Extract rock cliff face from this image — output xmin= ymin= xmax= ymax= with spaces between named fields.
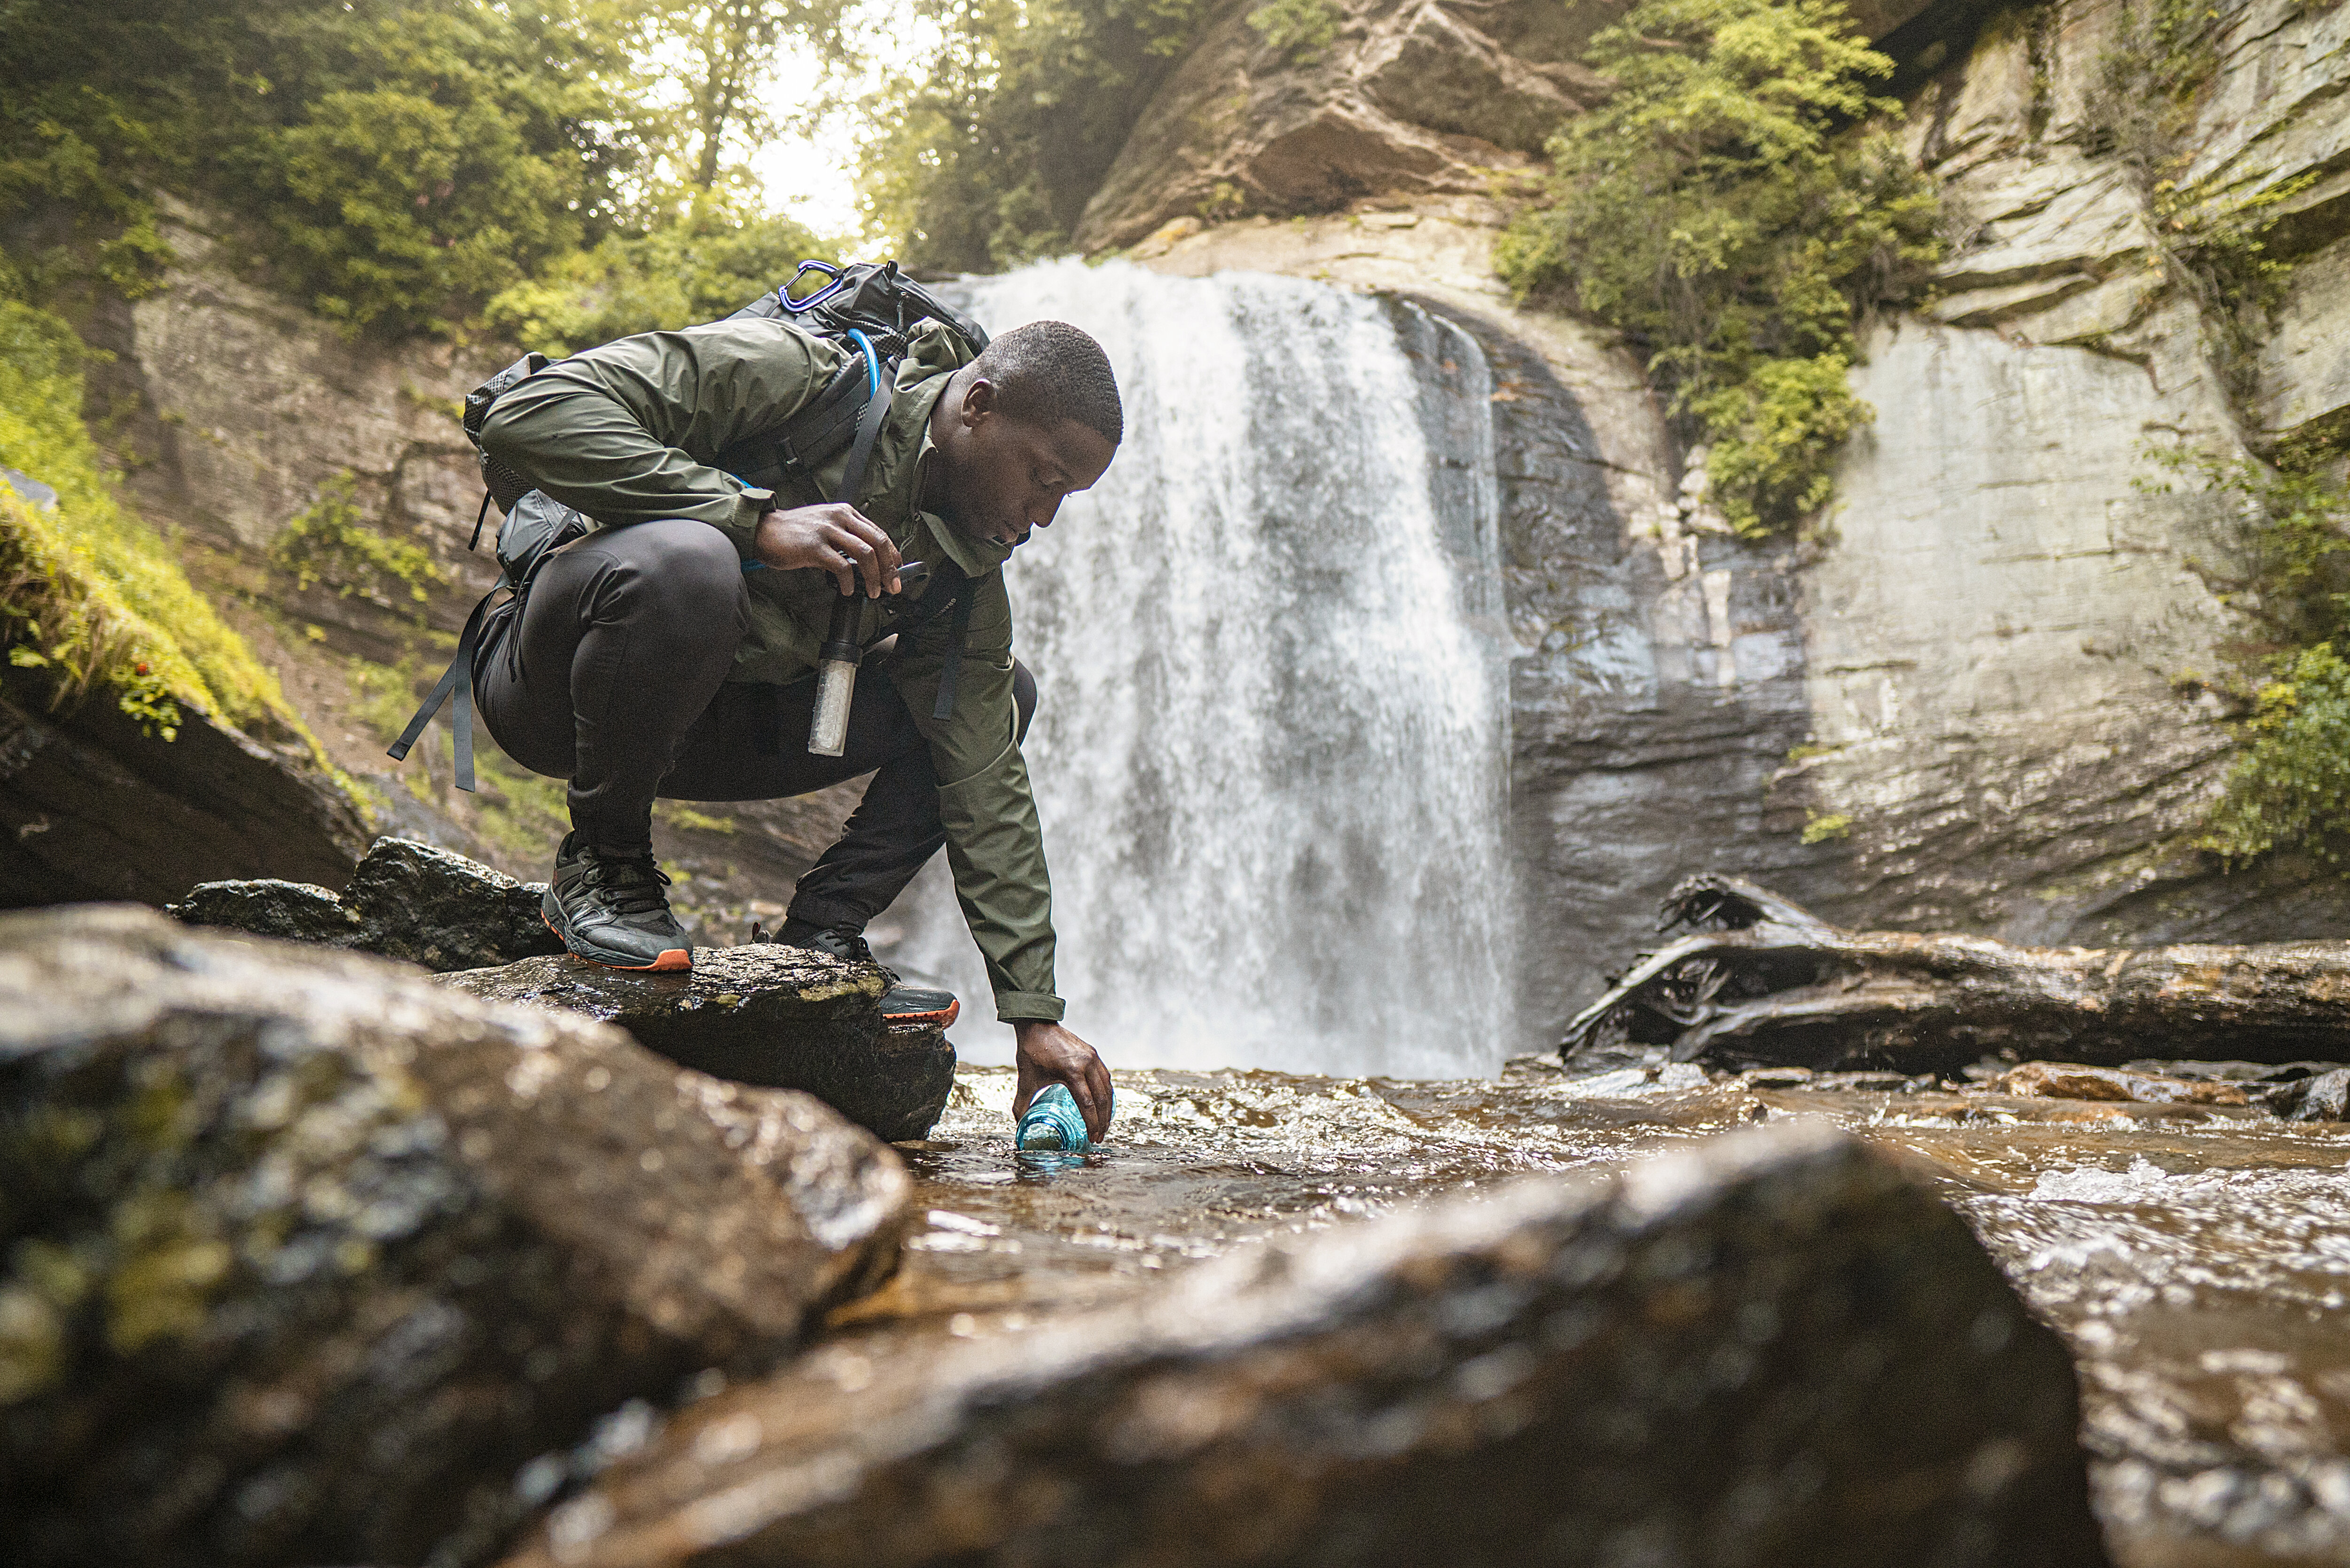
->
xmin=1113 ymin=0 xmax=2350 ymax=1043
xmin=80 ymin=199 xmax=855 ymax=931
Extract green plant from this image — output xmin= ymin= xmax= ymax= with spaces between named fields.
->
xmin=860 ymin=0 xmax=1214 ymax=271
xmin=2142 ymin=438 xmax=2350 ymax=651
xmin=269 ymin=474 xmax=446 ymax=619
xmin=1800 ymin=810 xmax=1854 ymax=844
xmin=1247 ymin=0 xmax=1342 ymax=62
xmin=1496 ymin=0 xmax=1940 ymax=534
xmin=0 ymin=293 xmax=301 ymax=742
xmin=486 ymin=195 xmax=826 ymax=354
xmin=2200 ymin=642 xmax=2350 ymax=867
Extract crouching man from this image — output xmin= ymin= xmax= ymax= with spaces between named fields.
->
xmin=471 ymin=311 xmax=1117 ymax=1138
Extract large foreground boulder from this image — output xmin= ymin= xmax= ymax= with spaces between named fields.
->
xmin=440 ymin=948 xmax=956 ymax=1142
xmin=172 ymin=835 xmax=565 ymax=972
xmin=501 ymin=1122 xmax=2109 ymax=1568
xmin=0 ymin=907 xmax=911 ymax=1568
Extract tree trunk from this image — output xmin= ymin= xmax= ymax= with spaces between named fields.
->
xmin=1561 ymin=875 xmax=2350 ymax=1074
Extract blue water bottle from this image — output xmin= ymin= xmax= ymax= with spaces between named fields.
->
xmin=1016 ymin=1084 xmax=1091 ymax=1153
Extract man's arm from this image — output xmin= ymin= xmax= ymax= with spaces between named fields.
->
xmin=480 ymin=319 xmax=834 ymax=550
xmin=892 ymin=572 xmax=1112 ymax=1136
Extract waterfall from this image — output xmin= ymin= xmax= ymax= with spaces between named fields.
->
xmin=877 ymin=259 xmax=1514 ymax=1079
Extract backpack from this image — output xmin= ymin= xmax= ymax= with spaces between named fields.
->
xmin=389 ymin=260 xmax=990 ymax=792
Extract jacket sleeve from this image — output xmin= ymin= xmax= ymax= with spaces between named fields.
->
xmin=890 ymin=570 xmax=1063 ymax=1022
xmin=476 ymin=319 xmax=847 ymax=553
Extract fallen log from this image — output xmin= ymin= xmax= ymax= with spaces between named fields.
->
xmin=1561 ymin=875 xmax=2350 ymax=1075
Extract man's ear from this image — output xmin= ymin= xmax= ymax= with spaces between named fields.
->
xmin=959 ymin=376 xmax=998 ymax=430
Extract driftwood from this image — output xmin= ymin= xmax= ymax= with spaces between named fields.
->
xmin=1561 ymin=875 xmax=2350 ymax=1074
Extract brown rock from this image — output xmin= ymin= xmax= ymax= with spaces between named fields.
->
xmin=1991 ymin=1061 xmax=2251 ymax=1106
xmin=172 ymin=835 xmax=567 ymax=972
xmin=0 ymin=674 xmax=366 ymax=909
xmin=0 ymin=906 xmax=909 ymax=1568
xmin=500 ymin=1122 xmax=2107 ymax=1568
xmin=437 ymin=947 xmax=957 ymax=1143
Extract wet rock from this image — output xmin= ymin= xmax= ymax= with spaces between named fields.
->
xmin=438 ymin=946 xmax=956 ymax=1143
xmin=162 ymin=836 xmax=557 ymax=969
xmin=173 ymin=836 xmax=566 ymax=972
xmin=0 ymin=675 xmax=367 ymax=909
xmin=0 ymin=905 xmax=910 ymax=1568
xmin=2263 ymin=1067 xmax=2350 ymax=1122
xmin=501 ymin=1122 xmax=2107 ymax=1568
xmin=1992 ymin=1062 xmax=2252 ymax=1107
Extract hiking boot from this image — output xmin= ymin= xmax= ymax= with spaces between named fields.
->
xmin=541 ymin=831 xmax=691 ymax=972
xmin=768 ymin=917 xmax=959 ymax=1028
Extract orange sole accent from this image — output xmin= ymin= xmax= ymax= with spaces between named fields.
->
xmin=542 ymin=912 xmax=692 ymax=972
xmin=885 ymin=998 xmax=960 ymax=1028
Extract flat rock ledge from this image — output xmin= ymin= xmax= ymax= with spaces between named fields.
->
xmin=502 ymin=1121 xmax=2109 ymax=1568
xmin=0 ymin=906 xmax=911 ymax=1568
xmin=172 ymin=835 xmax=566 ymax=973
xmin=439 ymin=947 xmax=956 ymax=1143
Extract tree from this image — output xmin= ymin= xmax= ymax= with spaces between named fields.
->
xmin=1497 ymin=0 xmax=1940 ymax=533
xmin=859 ymin=0 xmax=1210 ymax=272
xmin=639 ymin=0 xmax=852 ymax=191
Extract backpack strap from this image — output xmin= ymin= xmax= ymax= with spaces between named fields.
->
xmin=387 ymin=590 xmax=495 ymax=792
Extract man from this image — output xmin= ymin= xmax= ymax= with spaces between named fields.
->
xmin=471 ymin=309 xmax=1117 ymax=1139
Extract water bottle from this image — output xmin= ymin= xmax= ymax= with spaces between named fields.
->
xmin=1016 ymin=1084 xmax=1091 ymax=1153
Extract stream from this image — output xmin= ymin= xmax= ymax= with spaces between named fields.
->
xmin=830 ymin=1059 xmax=2350 ymax=1568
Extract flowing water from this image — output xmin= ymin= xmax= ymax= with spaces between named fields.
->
xmin=877 ymin=259 xmax=1515 ymax=1078
xmin=843 ymin=263 xmax=2350 ymax=1563
xmin=838 ymin=1062 xmax=2350 ymax=1568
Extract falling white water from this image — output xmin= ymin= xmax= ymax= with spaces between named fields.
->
xmin=874 ymin=259 xmax=1514 ymax=1078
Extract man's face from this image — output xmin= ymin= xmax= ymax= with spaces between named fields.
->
xmin=935 ymin=376 xmax=1117 ymax=553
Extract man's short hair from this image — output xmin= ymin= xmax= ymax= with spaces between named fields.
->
xmin=975 ymin=321 xmax=1123 ymax=447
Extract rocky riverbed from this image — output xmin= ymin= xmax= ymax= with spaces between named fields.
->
xmin=818 ymin=1060 xmax=2350 ymax=1568
xmin=10 ymin=894 xmax=2348 ymax=1567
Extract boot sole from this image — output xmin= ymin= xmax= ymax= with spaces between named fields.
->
xmin=540 ymin=909 xmax=691 ymax=972
xmin=883 ymin=998 xmax=960 ymax=1029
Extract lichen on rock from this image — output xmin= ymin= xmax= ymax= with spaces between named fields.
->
xmin=0 ymin=905 xmax=910 ymax=1568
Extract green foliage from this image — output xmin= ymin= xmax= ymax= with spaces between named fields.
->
xmin=2144 ymin=439 xmax=2350 ymax=650
xmin=860 ymin=0 xmax=1214 ymax=271
xmin=0 ymin=293 xmax=301 ymax=741
xmin=0 ymin=0 xmax=662 ymax=337
xmin=1497 ymin=0 xmax=1940 ymax=534
xmin=486 ymin=195 xmax=825 ymax=353
xmin=1 ymin=0 xmax=843 ymax=342
xmin=1800 ymin=810 xmax=1853 ymax=844
xmin=2143 ymin=438 xmax=2350 ymax=868
xmin=2200 ymin=642 xmax=2350 ymax=867
xmin=1248 ymin=0 xmax=1343 ymax=62
xmin=269 ymin=474 xmax=446 ymax=619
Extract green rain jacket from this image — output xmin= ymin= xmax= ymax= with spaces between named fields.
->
xmin=477 ymin=317 xmax=1063 ymax=1023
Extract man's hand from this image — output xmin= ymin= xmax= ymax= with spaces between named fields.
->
xmin=754 ymin=503 xmax=902 ymax=597
xmin=1014 ymin=1020 xmax=1114 ymax=1142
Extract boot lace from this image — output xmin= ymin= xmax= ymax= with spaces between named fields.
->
xmin=584 ymin=849 xmax=672 ymax=917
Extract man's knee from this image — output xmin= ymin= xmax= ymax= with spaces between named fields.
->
xmin=1012 ymin=659 xmax=1037 ymax=743
xmin=592 ymin=519 xmax=747 ymax=628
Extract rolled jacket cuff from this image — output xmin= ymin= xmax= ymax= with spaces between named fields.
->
xmin=993 ymin=991 xmax=1065 ymax=1023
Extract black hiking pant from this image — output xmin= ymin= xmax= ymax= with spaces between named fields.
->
xmin=476 ymin=518 xmax=1035 ymax=934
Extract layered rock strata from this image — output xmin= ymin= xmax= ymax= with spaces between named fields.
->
xmin=499 ymin=1122 xmax=2105 ymax=1568
xmin=0 ymin=907 xmax=910 ymax=1568
xmin=0 ymin=672 xmax=367 ymax=908
xmin=439 ymin=947 xmax=957 ymax=1143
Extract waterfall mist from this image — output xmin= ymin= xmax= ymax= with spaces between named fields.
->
xmin=876 ymin=259 xmax=1514 ymax=1079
